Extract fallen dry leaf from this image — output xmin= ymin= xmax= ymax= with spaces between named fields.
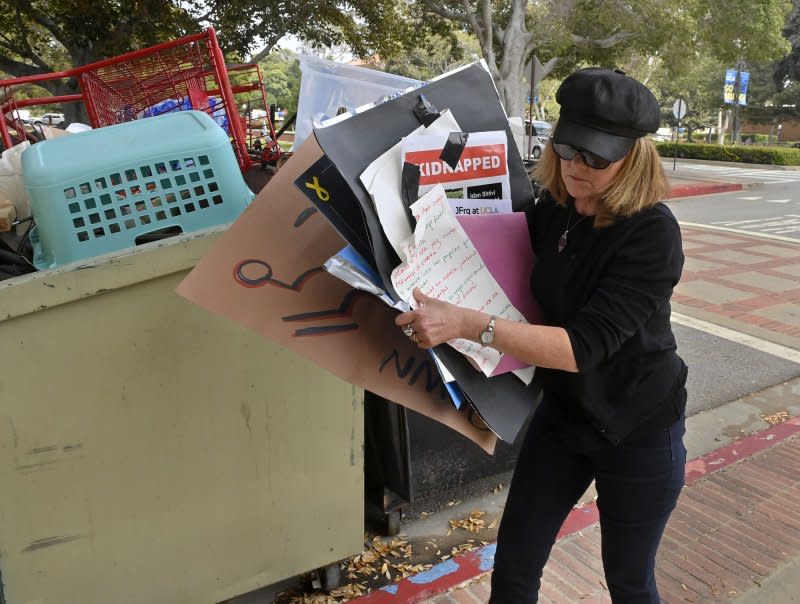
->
xmin=449 ymin=510 xmax=488 ymax=533
xmin=761 ymin=411 xmax=790 ymax=426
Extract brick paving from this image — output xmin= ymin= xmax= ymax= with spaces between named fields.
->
xmin=426 ymin=431 xmax=800 ymax=604
xmin=674 ymin=226 xmax=800 ymax=346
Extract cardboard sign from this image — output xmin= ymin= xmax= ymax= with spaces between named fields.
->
xmin=176 ymin=135 xmax=496 ymax=453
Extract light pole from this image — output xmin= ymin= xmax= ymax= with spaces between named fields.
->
xmin=731 ymin=39 xmax=744 ymax=145
xmin=731 ymin=60 xmax=743 ymax=145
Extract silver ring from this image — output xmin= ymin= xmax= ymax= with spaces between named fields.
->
xmin=403 ymin=324 xmax=414 ymax=338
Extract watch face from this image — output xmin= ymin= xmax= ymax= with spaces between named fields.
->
xmin=480 ymin=330 xmax=494 ymax=345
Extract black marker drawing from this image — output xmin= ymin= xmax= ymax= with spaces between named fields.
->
xmin=379 ymin=349 xmax=449 ymax=400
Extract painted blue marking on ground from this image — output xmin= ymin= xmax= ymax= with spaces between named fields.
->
xmin=408 ymin=558 xmax=460 ymax=584
xmin=479 ymin=543 xmax=497 ymax=571
xmin=380 ymin=584 xmax=399 ymax=594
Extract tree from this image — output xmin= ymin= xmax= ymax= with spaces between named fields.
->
xmin=411 ymin=1 xmax=794 ymax=120
xmin=0 ymin=1 xmax=198 ymax=77
xmin=644 ymin=52 xmax=722 ymax=142
xmin=775 ymin=0 xmax=800 ymax=87
xmin=258 ymin=48 xmax=301 ymax=115
xmin=186 ymin=0 xmax=430 ymax=63
xmin=380 ymin=31 xmax=481 ymax=81
xmin=0 ymin=1 xmax=197 ymax=120
xmin=0 ymin=0 xmax=425 ymax=120
xmin=629 ymin=0 xmax=793 ymax=144
xmin=414 ymin=0 xmax=689 ymax=118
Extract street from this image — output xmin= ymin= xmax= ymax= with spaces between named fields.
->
xmin=666 ymin=162 xmax=800 ymax=241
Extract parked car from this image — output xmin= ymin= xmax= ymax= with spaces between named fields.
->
xmin=527 ymin=120 xmax=553 ymax=140
xmin=522 ymin=120 xmax=553 ymax=159
xmin=32 ymin=112 xmax=65 ymax=126
xmin=523 ymin=135 xmax=545 ymax=159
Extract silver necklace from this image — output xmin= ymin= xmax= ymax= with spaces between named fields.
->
xmin=558 ymin=205 xmax=589 ymax=253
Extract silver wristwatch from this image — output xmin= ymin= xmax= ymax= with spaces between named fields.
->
xmin=479 ymin=315 xmax=496 ymax=346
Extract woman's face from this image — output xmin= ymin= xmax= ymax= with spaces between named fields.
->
xmin=560 ymin=153 xmax=625 ymax=205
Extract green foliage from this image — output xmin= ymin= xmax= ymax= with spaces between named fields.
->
xmin=698 ymin=0 xmax=793 ymax=65
xmin=0 ymin=1 xmax=196 ymax=74
xmin=656 ymin=141 xmax=800 ymax=165
xmin=775 ymin=1 xmax=800 ymax=93
xmin=188 ymin=0 xmax=437 ymax=63
xmin=257 ymin=49 xmax=301 ymax=115
xmin=380 ymin=31 xmax=480 ymax=81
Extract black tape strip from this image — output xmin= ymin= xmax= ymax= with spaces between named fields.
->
xmin=401 ymin=162 xmax=420 ymax=228
xmin=412 ymin=93 xmax=440 ymax=127
xmin=440 ymin=131 xmax=469 ymax=170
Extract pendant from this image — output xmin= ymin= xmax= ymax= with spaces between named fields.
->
xmin=558 ymin=230 xmax=568 ymax=253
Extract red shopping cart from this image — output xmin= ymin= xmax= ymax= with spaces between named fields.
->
xmin=0 ymin=28 xmax=281 ymax=172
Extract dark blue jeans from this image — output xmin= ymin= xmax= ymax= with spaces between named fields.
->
xmin=489 ymin=399 xmax=686 ymax=603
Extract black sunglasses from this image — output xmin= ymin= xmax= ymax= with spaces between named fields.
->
xmin=552 ymin=142 xmax=612 ymax=170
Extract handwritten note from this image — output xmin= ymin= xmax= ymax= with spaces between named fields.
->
xmin=390 ymin=184 xmax=529 ymax=376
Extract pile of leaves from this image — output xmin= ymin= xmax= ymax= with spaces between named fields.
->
xmin=761 ymin=410 xmax=791 ymax=425
xmin=279 ymin=507 xmax=499 ymax=603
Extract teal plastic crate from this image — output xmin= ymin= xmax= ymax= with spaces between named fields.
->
xmin=22 ymin=111 xmax=254 ymax=269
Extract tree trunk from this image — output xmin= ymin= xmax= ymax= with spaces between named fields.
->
xmin=717 ymin=109 xmax=730 ymax=145
xmin=496 ymin=62 xmax=527 ymax=118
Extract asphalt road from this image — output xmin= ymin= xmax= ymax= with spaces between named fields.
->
xmin=670 ymin=180 xmax=800 ymax=242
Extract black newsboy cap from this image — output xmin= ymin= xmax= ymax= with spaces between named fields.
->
xmin=553 ymin=67 xmax=660 ymax=163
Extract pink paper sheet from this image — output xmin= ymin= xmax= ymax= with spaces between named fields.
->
xmin=456 ymin=212 xmax=543 ymax=376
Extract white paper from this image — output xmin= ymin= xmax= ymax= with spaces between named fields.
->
xmin=359 ymin=110 xmax=462 ymax=259
xmin=390 ymin=185 xmax=529 ymax=376
xmin=324 ymin=247 xmax=409 ymax=311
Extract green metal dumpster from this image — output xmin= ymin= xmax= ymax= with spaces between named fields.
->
xmin=0 ymin=230 xmax=363 ymax=604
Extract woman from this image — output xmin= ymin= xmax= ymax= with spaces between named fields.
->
xmin=395 ymin=67 xmax=687 ymax=603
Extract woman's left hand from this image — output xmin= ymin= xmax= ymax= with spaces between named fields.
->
xmin=394 ymin=288 xmax=471 ymax=349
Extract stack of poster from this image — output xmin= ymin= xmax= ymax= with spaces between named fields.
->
xmin=176 ymin=60 xmax=542 ymax=450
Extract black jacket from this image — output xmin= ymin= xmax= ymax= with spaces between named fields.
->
xmin=527 ymin=193 xmax=687 ymax=449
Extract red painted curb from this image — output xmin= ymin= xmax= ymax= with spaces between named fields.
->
xmin=685 ymin=415 xmax=800 ymax=484
xmin=668 ymin=182 xmax=743 ymax=198
xmin=350 ymin=416 xmax=800 ymax=603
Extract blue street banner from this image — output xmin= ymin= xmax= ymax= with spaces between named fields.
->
xmin=739 ymin=71 xmax=749 ymax=105
xmin=724 ymin=69 xmax=749 ymax=105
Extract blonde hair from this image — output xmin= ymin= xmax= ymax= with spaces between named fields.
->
xmin=533 ymin=136 xmax=669 ymax=227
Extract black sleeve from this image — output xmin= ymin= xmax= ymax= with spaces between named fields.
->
xmin=565 ymin=208 xmax=684 ymax=371
xmin=525 ymin=191 xmax=557 ymax=256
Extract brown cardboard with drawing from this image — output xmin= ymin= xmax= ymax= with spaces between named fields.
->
xmin=176 ymin=134 xmax=495 ymax=452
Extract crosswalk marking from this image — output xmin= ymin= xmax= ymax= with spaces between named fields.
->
xmin=738 ymin=196 xmax=763 ymax=200
xmin=668 ymin=162 xmax=800 ymax=184
xmin=680 ymin=220 xmax=800 ymax=244
xmin=713 ymin=215 xmax=800 ymax=232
